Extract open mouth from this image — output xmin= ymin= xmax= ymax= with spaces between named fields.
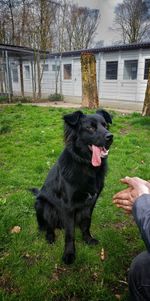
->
xmin=88 ymin=145 xmax=109 ymax=167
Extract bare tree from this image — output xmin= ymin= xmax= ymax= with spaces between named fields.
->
xmin=52 ymin=2 xmax=100 ymax=52
xmin=0 ymin=0 xmax=12 ymax=43
xmin=16 ymin=0 xmax=33 ymax=46
xmin=0 ymin=0 xmax=32 ymax=45
xmin=0 ymin=0 xmax=57 ymax=48
xmin=64 ymin=4 xmax=100 ymax=51
xmin=0 ymin=0 xmax=100 ymax=51
xmin=114 ymin=0 xmax=150 ymax=44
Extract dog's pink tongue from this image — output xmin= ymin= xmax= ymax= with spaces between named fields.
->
xmin=91 ymin=145 xmax=101 ymax=167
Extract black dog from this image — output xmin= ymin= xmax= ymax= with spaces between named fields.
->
xmin=32 ymin=110 xmax=113 ymax=264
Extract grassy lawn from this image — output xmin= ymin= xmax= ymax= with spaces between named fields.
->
xmin=0 ymin=104 xmax=150 ymax=301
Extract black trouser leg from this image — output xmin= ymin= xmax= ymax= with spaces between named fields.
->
xmin=128 ymin=251 xmax=150 ymax=301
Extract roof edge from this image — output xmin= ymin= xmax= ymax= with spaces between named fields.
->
xmin=0 ymin=41 xmax=150 ymax=57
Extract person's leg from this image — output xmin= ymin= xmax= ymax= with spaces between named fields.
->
xmin=128 ymin=251 xmax=150 ymax=301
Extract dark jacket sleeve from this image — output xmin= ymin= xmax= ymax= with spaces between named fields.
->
xmin=132 ymin=194 xmax=150 ymax=252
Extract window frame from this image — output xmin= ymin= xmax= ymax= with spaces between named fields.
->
xmin=106 ymin=61 xmax=118 ymax=80
xmin=123 ymin=59 xmax=138 ymax=80
xmin=24 ymin=64 xmax=31 ymax=80
xmin=63 ymin=63 xmax=72 ymax=80
xmin=12 ymin=66 xmax=19 ymax=83
xmin=52 ymin=64 xmax=60 ymax=72
xmin=41 ymin=64 xmax=49 ymax=72
xmin=144 ymin=59 xmax=150 ymax=80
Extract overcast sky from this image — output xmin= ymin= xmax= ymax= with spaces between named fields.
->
xmin=72 ymin=0 xmax=123 ymax=46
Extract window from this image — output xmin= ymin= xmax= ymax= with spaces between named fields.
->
xmin=64 ymin=64 xmax=72 ymax=80
xmin=12 ymin=66 xmax=18 ymax=83
xmin=42 ymin=64 xmax=49 ymax=72
xmin=24 ymin=65 xmax=30 ymax=79
xmin=106 ymin=61 xmax=118 ymax=80
xmin=144 ymin=59 xmax=150 ymax=80
xmin=52 ymin=65 xmax=60 ymax=72
xmin=123 ymin=60 xmax=138 ymax=80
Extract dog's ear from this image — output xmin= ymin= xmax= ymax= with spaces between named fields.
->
xmin=63 ymin=111 xmax=83 ymax=126
xmin=96 ymin=110 xmax=112 ymax=124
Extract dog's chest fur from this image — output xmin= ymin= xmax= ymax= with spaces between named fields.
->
xmin=56 ymin=149 xmax=107 ymax=208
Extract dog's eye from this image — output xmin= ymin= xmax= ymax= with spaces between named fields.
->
xmin=102 ymin=122 xmax=107 ymax=128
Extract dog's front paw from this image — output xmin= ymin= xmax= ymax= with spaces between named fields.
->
xmin=84 ymin=236 xmax=99 ymax=245
xmin=88 ymin=238 xmax=99 ymax=245
xmin=62 ymin=252 xmax=75 ymax=265
xmin=46 ymin=232 xmax=55 ymax=244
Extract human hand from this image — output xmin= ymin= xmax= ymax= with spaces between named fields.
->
xmin=113 ymin=177 xmax=150 ymax=214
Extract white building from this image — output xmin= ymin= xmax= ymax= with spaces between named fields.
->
xmin=0 ymin=42 xmax=150 ymax=108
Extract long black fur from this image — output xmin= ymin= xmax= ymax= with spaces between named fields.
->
xmin=32 ymin=110 xmax=113 ymax=264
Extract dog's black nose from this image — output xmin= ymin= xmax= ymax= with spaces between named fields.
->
xmin=105 ymin=133 xmax=113 ymax=141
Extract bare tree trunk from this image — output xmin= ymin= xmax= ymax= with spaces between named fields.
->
xmin=142 ymin=68 xmax=150 ymax=116
xmin=21 ymin=0 xmax=26 ymax=45
xmin=31 ymin=60 xmax=36 ymax=100
xmin=19 ymin=59 xmax=24 ymax=97
xmin=9 ymin=0 xmax=15 ymax=44
xmin=5 ymin=50 xmax=12 ymax=102
xmin=37 ymin=52 xmax=41 ymax=99
xmin=81 ymin=52 xmax=99 ymax=109
xmin=0 ymin=56 xmax=4 ymax=93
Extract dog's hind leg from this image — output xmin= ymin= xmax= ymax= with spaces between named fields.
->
xmin=35 ymin=199 xmax=47 ymax=231
xmin=43 ymin=203 xmax=56 ymax=244
xmin=35 ymin=198 xmax=55 ymax=244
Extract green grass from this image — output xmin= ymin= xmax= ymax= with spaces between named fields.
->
xmin=0 ymin=104 xmax=150 ymax=301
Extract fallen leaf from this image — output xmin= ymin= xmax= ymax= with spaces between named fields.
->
xmin=92 ymin=272 xmax=98 ymax=281
xmin=23 ymin=253 xmax=30 ymax=258
xmin=51 ymin=265 xmax=67 ymax=281
xmin=118 ymin=279 xmax=128 ymax=285
xmin=115 ymin=294 xmax=121 ymax=300
xmin=10 ymin=226 xmax=21 ymax=234
xmin=52 ymin=272 xmax=59 ymax=281
xmin=100 ymin=247 xmax=105 ymax=261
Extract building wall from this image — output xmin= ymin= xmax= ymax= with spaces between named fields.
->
xmin=10 ymin=48 xmax=150 ymax=103
xmin=97 ymin=49 xmax=149 ymax=103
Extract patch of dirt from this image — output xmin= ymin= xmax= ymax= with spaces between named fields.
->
xmin=51 ymin=264 xmax=71 ymax=282
xmin=51 ymin=296 xmax=80 ymax=301
xmin=119 ymin=124 xmax=132 ymax=136
xmin=31 ymin=101 xmax=81 ymax=109
xmin=112 ymin=217 xmax=135 ymax=230
xmin=22 ymin=252 xmax=42 ymax=267
xmin=0 ymin=273 xmax=20 ymax=294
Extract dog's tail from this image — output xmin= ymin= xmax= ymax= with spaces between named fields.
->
xmin=29 ymin=188 xmax=39 ymax=196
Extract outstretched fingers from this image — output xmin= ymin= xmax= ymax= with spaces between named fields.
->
xmin=113 ymin=198 xmax=132 ymax=212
